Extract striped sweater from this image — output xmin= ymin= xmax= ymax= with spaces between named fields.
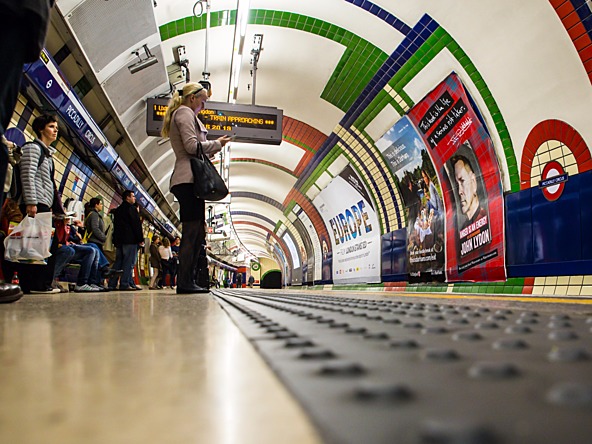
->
xmin=19 ymin=139 xmax=56 ymax=208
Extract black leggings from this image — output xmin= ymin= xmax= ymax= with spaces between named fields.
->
xmin=171 ymin=183 xmax=205 ymax=222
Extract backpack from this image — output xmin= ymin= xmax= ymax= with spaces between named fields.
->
xmin=103 ymin=212 xmax=115 ymax=252
xmin=8 ymin=142 xmax=47 ymax=202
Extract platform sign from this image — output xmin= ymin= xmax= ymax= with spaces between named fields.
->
xmin=539 ymin=161 xmax=568 ymax=201
xmin=146 ymin=99 xmax=283 ymax=144
xmin=407 ymin=73 xmax=506 ymax=282
xmin=24 ymin=49 xmax=118 ymax=168
xmin=112 ymin=159 xmax=136 ymax=194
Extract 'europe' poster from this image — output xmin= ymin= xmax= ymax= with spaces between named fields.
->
xmin=407 ymin=73 xmax=506 ymax=281
xmin=313 ymin=165 xmax=381 ymax=284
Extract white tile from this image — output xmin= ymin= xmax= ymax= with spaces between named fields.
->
xmin=569 ymin=276 xmax=584 ymax=285
xmin=556 ymin=276 xmax=569 ymax=285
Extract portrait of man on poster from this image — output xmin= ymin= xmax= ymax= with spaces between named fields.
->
xmin=445 ymin=140 xmax=492 ymax=266
xmin=448 ymin=142 xmax=488 ymax=232
xmin=452 ymin=156 xmax=486 ymax=230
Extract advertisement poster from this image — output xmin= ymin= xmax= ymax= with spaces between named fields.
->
xmin=314 ymin=165 xmax=381 ymax=284
xmin=407 ymin=73 xmax=506 ymax=281
xmin=283 ymin=232 xmax=302 ymax=285
xmin=377 ymin=117 xmax=445 ymax=282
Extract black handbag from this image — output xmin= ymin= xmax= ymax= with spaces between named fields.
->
xmin=190 ymin=142 xmax=229 ymax=201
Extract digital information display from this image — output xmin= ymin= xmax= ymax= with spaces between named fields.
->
xmin=146 ymin=98 xmax=283 ymax=145
xmin=146 ymin=97 xmax=167 ymax=137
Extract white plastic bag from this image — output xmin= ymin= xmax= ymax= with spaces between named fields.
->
xmin=4 ymin=213 xmax=53 ymax=264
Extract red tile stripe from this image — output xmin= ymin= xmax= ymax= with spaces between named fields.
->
xmin=520 ymin=119 xmax=591 ymax=189
xmin=550 ymin=0 xmax=592 ymax=84
xmin=283 ymin=188 xmax=330 ymax=247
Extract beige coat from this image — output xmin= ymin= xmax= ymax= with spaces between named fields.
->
xmin=169 ymin=105 xmax=222 ymax=188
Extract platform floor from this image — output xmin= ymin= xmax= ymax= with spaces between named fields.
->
xmin=0 ymin=289 xmax=321 ymax=444
xmin=1 ymin=288 xmax=592 ymax=444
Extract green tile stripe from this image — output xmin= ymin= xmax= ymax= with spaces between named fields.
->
xmin=284 ymin=200 xmax=297 ymax=215
xmin=160 ymin=10 xmax=385 ymax=114
xmin=342 ymin=26 xmax=518 ymax=193
xmin=160 ymin=10 xmax=520 ymax=203
xmin=307 ymin=278 xmax=530 ymax=294
xmin=300 ymin=145 xmax=345 ymax=193
xmin=322 ymin=47 xmax=389 ymax=111
xmin=370 ymin=27 xmax=519 ymax=192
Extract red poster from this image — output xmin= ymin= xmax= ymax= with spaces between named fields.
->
xmin=407 ymin=73 xmax=506 ymax=281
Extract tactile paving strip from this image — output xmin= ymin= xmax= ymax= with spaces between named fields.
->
xmin=213 ymin=290 xmax=592 ymax=444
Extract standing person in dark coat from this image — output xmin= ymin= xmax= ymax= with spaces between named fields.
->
xmin=0 ymin=0 xmax=55 ymax=302
xmin=107 ymin=190 xmax=144 ymax=291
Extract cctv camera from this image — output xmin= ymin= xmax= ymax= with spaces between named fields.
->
xmin=128 ymin=56 xmax=158 ymax=74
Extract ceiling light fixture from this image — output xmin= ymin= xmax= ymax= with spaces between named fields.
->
xmin=227 ymin=0 xmax=251 ymax=103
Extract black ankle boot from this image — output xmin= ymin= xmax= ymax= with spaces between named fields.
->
xmin=176 ymin=284 xmax=209 ymax=294
xmin=0 ymin=283 xmax=23 ymax=303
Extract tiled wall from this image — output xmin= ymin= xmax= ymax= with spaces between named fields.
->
xmin=160 ymin=6 xmax=592 ymax=295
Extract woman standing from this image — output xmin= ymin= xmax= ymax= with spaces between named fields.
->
xmin=17 ymin=114 xmax=62 ymax=293
xmin=148 ymin=235 xmax=162 ymax=290
xmin=158 ymin=237 xmax=173 ymax=288
xmin=161 ymin=82 xmax=231 ymax=294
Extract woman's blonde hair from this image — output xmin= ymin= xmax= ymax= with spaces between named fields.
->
xmin=161 ymin=82 xmax=207 ymax=137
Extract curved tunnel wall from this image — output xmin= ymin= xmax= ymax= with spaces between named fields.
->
xmin=146 ymin=2 xmax=592 ymax=294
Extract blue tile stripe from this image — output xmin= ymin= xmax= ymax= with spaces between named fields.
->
xmin=295 ymin=14 xmax=440 ymax=234
xmin=345 ymin=0 xmax=413 ymax=35
xmin=571 ymin=0 xmax=592 ymax=36
xmin=296 ymin=15 xmax=438 ymax=191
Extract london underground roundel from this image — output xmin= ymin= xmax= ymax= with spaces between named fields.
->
xmin=539 ymin=161 xmax=568 ymax=201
